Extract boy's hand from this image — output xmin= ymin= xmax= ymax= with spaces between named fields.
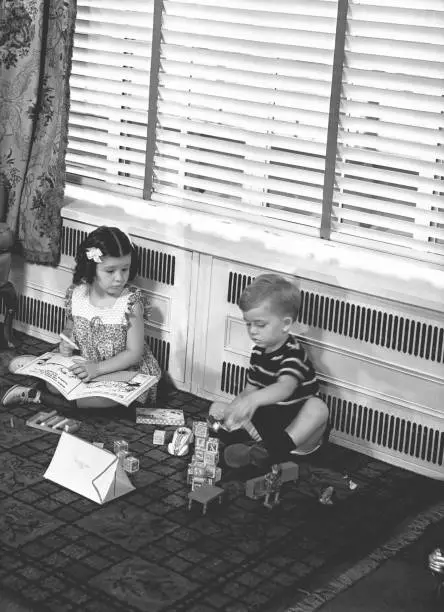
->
xmin=226 ymin=394 xmax=258 ymax=429
xmin=58 ymin=338 xmax=74 ymax=357
xmin=69 ymin=359 xmax=99 ymax=382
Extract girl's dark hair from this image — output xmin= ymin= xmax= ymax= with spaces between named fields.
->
xmin=73 ymin=226 xmax=138 ymax=285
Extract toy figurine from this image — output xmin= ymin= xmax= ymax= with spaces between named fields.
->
xmin=207 ymin=414 xmax=223 ymax=433
xmin=263 ymin=464 xmax=282 ymax=509
xmin=428 ymin=547 xmax=444 ymax=601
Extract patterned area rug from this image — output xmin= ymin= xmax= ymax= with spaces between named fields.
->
xmin=0 ymin=334 xmax=443 ymax=612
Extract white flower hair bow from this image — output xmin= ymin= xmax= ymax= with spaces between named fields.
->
xmin=86 ymin=247 xmax=103 ymax=263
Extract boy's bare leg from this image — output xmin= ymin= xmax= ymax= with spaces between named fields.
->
xmin=285 ymin=397 xmax=329 ymax=452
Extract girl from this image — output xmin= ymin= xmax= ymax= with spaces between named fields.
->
xmin=2 ymin=226 xmax=161 ymax=411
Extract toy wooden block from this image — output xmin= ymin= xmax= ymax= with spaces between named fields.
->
xmin=123 ymin=455 xmax=139 ymax=473
xmin=280 ymin=461 xmax=299 ymax=483
xmin=194 ymin=436 xmax=207 ymax=450
xmin=206 ymin=437 xmax=219 ymax=453
xmin=114 ymin=439 xmax=128 ymax=454
xmin=188 ymin=485 xmax=224 ymax=514
xmin=192 ymin=421 xmax=209 ymax=439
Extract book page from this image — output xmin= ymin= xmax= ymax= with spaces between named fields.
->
xmin=71 ymin=372 xmax=158 ymax=406
xmin=15 ymin=353 xmax=83 ymax=399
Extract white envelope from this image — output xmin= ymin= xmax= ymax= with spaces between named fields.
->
xmin=44 ymin=432 xmax=135 ymax=504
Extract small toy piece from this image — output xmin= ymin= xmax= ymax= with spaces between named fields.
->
xmin=319 ymin=485 xmax=335 ymax=505
xmin=114 ymin=440 xmax=128 ymax=454
xmin=123 ymin=455 xmax=139 ymax=473
xmin=117 ymin=450 xmax=129 ymax=465
xmin=26 ymin=411 xmax=80 ymax=436
xmin=207 ymin=414 xmax=223 ymax=433
xmin=342 ymin=473 xmax=358 ymax=490
xmin=263 ymin=464 xmax=282 ymax=509
xmin=188 ymin=485 xmax=224 ymax=514
xmin=167 ymin=426 xmax=193 ymax=456
xmin=428 ymin=547 xmax=444 ymax=601
xmin=153 ymin=429 xmax=167 ymax=445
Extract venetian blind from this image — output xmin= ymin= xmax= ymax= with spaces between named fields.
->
xmin=332 ymin=0 xmax=444 ymax=261
xmin=66 ymin=0 xmax=154 ymax=191
xmin=151 ymin=0 xmax=339 ymax=233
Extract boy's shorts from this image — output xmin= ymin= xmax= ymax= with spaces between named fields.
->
xmin=252 ymin=394 xmax=325 ymax=432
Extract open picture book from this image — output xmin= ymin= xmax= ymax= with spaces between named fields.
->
xmin=14 ymin=352 xmax=158 ymax=407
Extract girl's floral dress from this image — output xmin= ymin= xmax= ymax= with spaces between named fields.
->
xmin=65 ymin=283 xmax=161 ymax=404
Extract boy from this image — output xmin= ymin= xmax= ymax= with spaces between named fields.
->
xmin=209 ymin=273 xmax=329 ymax=469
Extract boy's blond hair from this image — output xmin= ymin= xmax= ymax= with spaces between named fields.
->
xmin=239 ymin=273 xmax=301 ymax=321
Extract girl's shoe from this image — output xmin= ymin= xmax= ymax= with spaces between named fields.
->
xmin=167 ymin=426 xmax=193 ymax=456
xmin=8 ymin=354 xmax=36 ymax=374
xmin=224 ymin=443 xmax=269 ymax=469
xmin=1 ymin=385 xmax=41 ymax=406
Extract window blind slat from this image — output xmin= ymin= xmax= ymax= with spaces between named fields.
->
xmin=152 ymin=189 xmax=321 ymax=235
xmin=336 ymin=161 xmax=444 ymax=193
xmin=163 ymin=30 xmax=333 ymax=64
xmin=74 ymin=33 xmax=152 ymax=56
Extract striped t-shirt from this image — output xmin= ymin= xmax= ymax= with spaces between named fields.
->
xmin=247 ymin=334 xmax=319 ymax=406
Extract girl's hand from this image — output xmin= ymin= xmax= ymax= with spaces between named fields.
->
xmin=59 ymin=338 xmax=74 ymax=357
xmin=69 ymin=359 xmax=99 ymax=382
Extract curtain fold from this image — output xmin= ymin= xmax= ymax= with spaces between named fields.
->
xmin=0 ymin=0 xmax=77 ymax=266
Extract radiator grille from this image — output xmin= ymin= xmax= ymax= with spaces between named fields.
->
xmin=61 ymin=225 xmax=176 ymax=286
xmin=61 ymin=226 xmax=88 ymax=259
xmin=227 ymin=271 xmax=444 ymax=363
xmin=322 ymin=392 xmax=444 ymax=467
xmin=147 ymin=335 xmax=170 ymax=372
xmin=136 ymin=244 xmax=176 ymax=286
xmin=9 ymin=294 xmax=66 ymax=334
xmin=227 ymin=271 xmax=254 ymax=305
xmin=221 ymin=361 xmax=247 ymax=395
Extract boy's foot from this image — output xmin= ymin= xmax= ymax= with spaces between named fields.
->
xmin=1 ymin=385 xmax=41 ymax=406
xmin=8 ymin=354 xmax=36 ymax=374
xmin=224 ymin=443 xmax=270 ymax=469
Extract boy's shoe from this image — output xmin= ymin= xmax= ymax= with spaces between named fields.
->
xmin=224 ymin=443 xmax=270 ymax=469
xmin=8 ymin=354 xmax=36 ymax=374
xmin=1 ymin=385 xmax=41 ymax=406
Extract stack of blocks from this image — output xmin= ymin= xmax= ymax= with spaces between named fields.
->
xmin=187 ymin=422 xmax=222 ymax=490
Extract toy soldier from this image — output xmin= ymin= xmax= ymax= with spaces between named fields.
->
xmin=263 ymin=464 xmax=282 ymax=509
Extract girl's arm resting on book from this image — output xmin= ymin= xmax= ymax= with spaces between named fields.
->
xmin=69 ymin=303 xmax=145 ymax=382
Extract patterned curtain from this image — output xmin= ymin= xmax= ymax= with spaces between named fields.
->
xmin=0 ymin=0 xmax=76 ymax=265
